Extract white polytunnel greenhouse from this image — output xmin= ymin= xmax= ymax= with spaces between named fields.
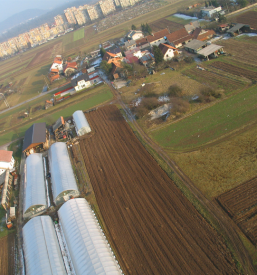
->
xmin=23 ymin=215 xmax=67 ymax=275
xmin=23 ymin=153 xmax=47 ymax=218
xmin=58 ymin=198 xmax=122 ymax=275
xmin=73 ymin=110 xmax=91 ymax=136
xmin=48 ymin=142 xmax=80 ymax=205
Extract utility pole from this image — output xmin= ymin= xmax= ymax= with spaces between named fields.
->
xmin=0 ymin=93 xmax=10 ymax=108
xmin=43 ymin=75 xmax=50 ymax=90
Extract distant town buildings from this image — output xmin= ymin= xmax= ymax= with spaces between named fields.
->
xmin=0 ymin=0 xmax=143 ymax=59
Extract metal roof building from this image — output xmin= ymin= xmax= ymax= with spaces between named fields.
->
xmin=197 ymin=44 xmax=223 ymax=58
xmin=22 ymin=123 xmax=46 ymax=152
xmin=48 ymin=142 xmax=79 ymax=205
xmin=73 ymin=110 xmax=91 ymax=136
xmin=23 ymin=154 xmax=47 ymax=218
xmin=23 ymin=215 xmax=67 ymax=275
xmin=58 ymin=198 xmax=122 ymax=275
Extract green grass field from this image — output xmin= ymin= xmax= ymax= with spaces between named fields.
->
xmin=73 ymin=28 xmax=85 ymax=41
xmin=0 ymin=88 xmax=113 ymax=146
xmin=151 ymin=84 xmax=257 ymax=150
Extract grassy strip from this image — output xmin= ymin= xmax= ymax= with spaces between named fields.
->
xmin=73 ymin=28 xmax=85 ymax=42
xmin=151 ymin=84 xmax=257 ymax=150
xmin=165 ymin=15 xmax=194 ymax=24
xmin=0 ymin=89 xmax=113 ymax=146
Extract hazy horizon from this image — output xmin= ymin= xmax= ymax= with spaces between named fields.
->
xmin=0 ymin=0 xmax=73 ymax=22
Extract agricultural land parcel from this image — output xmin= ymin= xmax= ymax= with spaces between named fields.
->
xmin=0 ymin=234 xmax=15 ymax=275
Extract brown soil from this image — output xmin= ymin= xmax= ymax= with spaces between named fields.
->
xmin=79 ymin=104 xmax=239 ymax=275
xmin=234 ymin=11 xmax=257 ymax=30
xmin=217 ymin=176 xmax=257 ymax=245
xmin=150 ymin=18 xmax=183 ymax=32
xmin=0 ymin=234 xmax=15 ymax=275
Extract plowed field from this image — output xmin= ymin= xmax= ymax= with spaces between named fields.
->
xmin=150 ymin=18 xmax=183 ymax=32
xmin=79 ymin=105 xmax=238 ymax=275
xmin=211 ymin=61 xmax=257 ymax=80
xmin=0 ymin=234 xmax=15 ymax=275
xmin=235 ymin=11 xmax=257 ymax=30
xmin=217 ymin=177 xmax=257 ymax=245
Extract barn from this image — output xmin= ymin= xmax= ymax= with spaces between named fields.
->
xmin=23 ymin=154 xmax=47 ymax=219
xmin=58 ymin=198 xmax=122 ymax=275
xmin=23 ymin=215 xmax=66 ymax=275
xmin=73 ymin=110 xmax=91 ymax=136
xmin=48 ymin=142 xmax=79 ymax=205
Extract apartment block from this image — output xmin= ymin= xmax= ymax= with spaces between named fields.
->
xmin=114 ymin=0 xmax=121 ymax=7
xmin=8 ymin=37 xmax=19 ymax=52
xmin=64 ymin=7 xmax=77 ymax=24
xmin=39 ymin=23 xmax=50 ymax=39
xmin=0 ymin=42 xmax=13 ymax=57
xmin=99 ymin=0 xmax=116 ymax=16
xmin=28 ymin=28 xmax=43 ymax=45
xmin=18 ymin=33 xmax=30 ymax=49
xmin=86 ymin=6 xmax=100 ymax=21
xmin=120 ymin=0 xmax=132 ymax=8
xmin=74 ymin=7 xmax=89 ymax=25
xmin=54 ymin=14 xmax=66 ymax=26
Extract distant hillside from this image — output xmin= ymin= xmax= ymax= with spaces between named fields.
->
xmin=0 ymin=9 xmax=47 ymax=34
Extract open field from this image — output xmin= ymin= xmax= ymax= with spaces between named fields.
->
xmin=166 ymin=15 xmax=195 ymax=25
xmin=217 ymin=37 xmax=257 ymax=66
xmin=210 ymin=61 xmax=257 ymax=81
xmin=0 ymin=233 xmax=15 ymax=275
xmin=149 ymin=18 xmax=183 ymax=32
xmin=73 ymin=28 xmax=85 ymax=41
xmin=79 ymin=105 xmax=238 ymax=275
xmin=233 ymin=11 xmax=257 ymax=29
xmin=217 ymin=177 xmax=257 ymax=245
xmin=151 ymin=84 xmax=257 ymax=150
xmin=0 ymin=87 xmax=113 ymax=146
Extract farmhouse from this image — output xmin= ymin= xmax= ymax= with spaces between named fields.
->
xmin=23 ymin=153 xmax=47 ymax=218
xmin=197 ymin=44 xmax=224 ymax=60
xmin=166 ymin=28 xmax=192 ymax=48
xmin=158 ymin=43 xmax=178 ymax=60
xmin=126 ymin=30 xmax=144 ymax=41
xmin=136 ymin=37 xmax=150 ymax=50
xmin=184 ymin=39 xmax=206 ymax=53
xmin=146 ymin=28 xmax=170 ymax=47
xmin=192 ymin=28 xmax=216 ymax=41
xmin=0 ymin=150 xmax=14 ymax=176
xmin=22 ymin=122 xmax=48 ymax=154
xmin=48 ymin=142 xmax=80 ymax=205
xmin=71 ymin=73 xmax=92 ymax=91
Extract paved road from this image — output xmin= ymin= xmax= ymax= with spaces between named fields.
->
xmin=0 ymin=83 xmax=69 ymax=116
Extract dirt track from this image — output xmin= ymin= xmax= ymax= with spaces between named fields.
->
xmin=80 ymin=105 xmax=239 ymax=275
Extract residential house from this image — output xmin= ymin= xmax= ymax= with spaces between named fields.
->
xmin=135 ymin=37 xmax=150 ymax=50
xmin=89 ymin=71 xmax=102 ymax=84
xmin=201 ymin=6 xmax=222 ymax=18
xmin=50 ymin=55 xmax=63 ymax=72
xmin=158 ymin=43 xmax=178 ymax=61
xmin=126 ymin=30 xmax=144 ymax=41
xmin=71 ymin=74 xmax=92 ymax=91
xmin=102 ymin=51 xmax=121 ymax=62
xmin=63 ymin=61 xmax=78 ymax=76
xmin=146 ymin=28 xmax=170 ymax=47
xmin=191 ymin=28 xmax=216 ymax=41
xmin=166 ymin=28 xmax=192 ymax=48
xmin=124 ymin=40 xmax=137 ymax=51
xmin=0 ymin=151 xmax=14 ymax=176
xmin=139 ymin=51 xmax=155 ymax=67
xmin=184 ymin=21 xmax=200 ymax=34
xmin=108 ymin=47 xmax=122 ymax=57
xmin=125 ymin=47 xmax=142 ymax=59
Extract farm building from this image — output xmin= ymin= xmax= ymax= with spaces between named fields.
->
xmin=58 ymin=198 xmax=122 ymax=275
xmin=23 ymin=154 xmax=47 ymax=219
xmin=158 ymin=43 xmax=178 ymax=60
xmin=23 ymin=215 xmax=66 ymax=275
xmin=71 ymin=74 xmax=92 ymax=91
xmin=73 ymin=110 xmax=92 ymax=136
xmin=197 ymin=44 xmax=224 ymax=60
xmin=227 ymin=23 xmax=250 ymax=36
xmin=48 ymin=142 xmax=79 ymax=205
xmin=22 ymin=123 xmax=48 ymax=154
xmin=166 ymin=28 xmax=192 ymax=48
xmin=52 ymin=116 xmax=65 ymax=133
xmin=184 ymin=39 xmax=206 ymax=53
xmin=0 ymin=150 xmax=14 ymax=176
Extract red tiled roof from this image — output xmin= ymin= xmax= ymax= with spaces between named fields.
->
xmin=50 ymin=68 xmax=59 ymax=73
xmin=146 ymin=28 xmax=170 ymax=43
xmin=197 ymin=30 xmax=216 ymax=41
xmin=102 ymin=52 xmax=118 ymax=61
xmin=0 ymin=150 xmax=13 ymax=163
xmin=50 ymin=74 xmax=60 ymax=81
xmin=125 ymin=55 xmax=139 ymax=64
xmin=158 ymin=43 xmax=178 ymax=55
xmin=53 ymin=59 xmax=62 ymax=64
xmin=166 ymin=28 xmax=192 ymax=45
xmin=136 ymin=37 xmax=149 ymax=47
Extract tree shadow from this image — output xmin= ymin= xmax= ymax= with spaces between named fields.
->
xmin=35 ymin=64 xmax=50 ymax=76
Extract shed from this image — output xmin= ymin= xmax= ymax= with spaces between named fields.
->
xmin=23 ymin=154 xmax=47 ymax=218
xmin=197 ymin=44 xmax=223 ymax=59
xmin=22 ymin=123 xmax=47 ymax=152
xmin=227 ymin=23 xmax=250 ymax=36
xmin=73 ymin=110 xmax=91 ymax=136
xmin=23 ymin=216 xmax=66 ymax=275
xmin=53 ymin=117 xmax=65 ymax=132
xmin=48 ymin=142 xmax=79 ymax=205
xmin=58 ymin=198 xmax=122 ymax=275
xmin=184 ymin=39 xmax=206 ymax=53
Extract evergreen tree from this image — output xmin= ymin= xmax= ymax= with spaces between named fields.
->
xmin=100 ymin=47 xmax=106 ymax=58
xmin=205 ymin=1 xmax=208 ymax=7
xmin=141 ymin=23 xmax=146 ymax=33
xmin=131 ymin=24 xmax=136 ymax=30
xmin=152 ymin=45 xmax=163 ymax=64
xmin=146 ymin=23 xmax=152 ymax=35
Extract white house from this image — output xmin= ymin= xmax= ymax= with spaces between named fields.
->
xmin=71 ymin=74 xmax=92 ymax=91
xmin=201 ymin=6 xmax=222 ymax=18
xmin=126 ymin=30 xmax=144 ymax=41
xmin=158 ymin=43 xmax=178 ymax=61
xmin=50 ymin=55 xmax=63 ymax=72
xmin=0 ymin=150 xmax=15 ymax=176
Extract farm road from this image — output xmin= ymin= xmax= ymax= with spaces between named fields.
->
xmin=106 ymin=81 xmax=256 ymax=274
